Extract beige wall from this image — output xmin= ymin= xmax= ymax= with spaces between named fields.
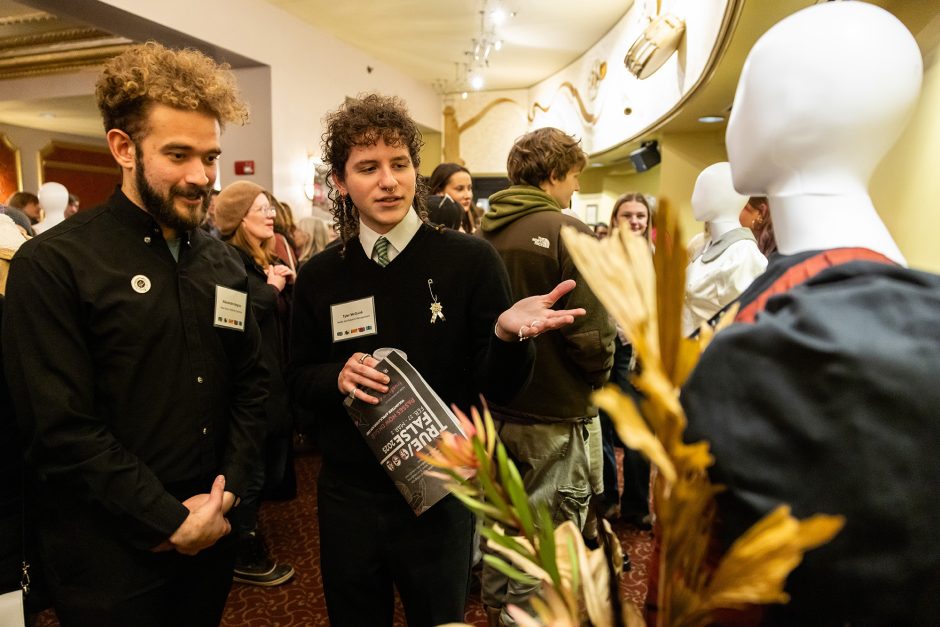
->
xmin=418 ymin=130 xmax=442 ymax=178
xmin=452 ymin=90 xmax=528 ymax=176
xmin=576 ymin=130 xmax=725 ymax=241
xmin=870 ymin=42 xmax=940 ymax=272
xmin=578 ymin=164 xmax=661 ymax=226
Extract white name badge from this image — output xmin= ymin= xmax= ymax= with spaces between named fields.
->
xmin=214 ymin=285 xmax=248 ymax=331
xmin=331 ymin=296 xmax=378 ymax=342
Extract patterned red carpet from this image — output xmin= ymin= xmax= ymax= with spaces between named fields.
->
xmin=37 ymin=451 xmax=652 ymax=626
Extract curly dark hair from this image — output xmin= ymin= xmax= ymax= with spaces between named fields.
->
xmin=321 ymin=93 xmax=429 ymax=250
xmin=96 ymin=41 xmax=249 ymax=142
xmin=506 ymin=127 xmax=586 ymax=187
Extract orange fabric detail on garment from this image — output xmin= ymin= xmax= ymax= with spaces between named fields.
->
xmin=735 ymin=248 xmax=895 ymax=324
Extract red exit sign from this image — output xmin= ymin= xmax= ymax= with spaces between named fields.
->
xmin=234 ymin=160 xmax=255 ymax=175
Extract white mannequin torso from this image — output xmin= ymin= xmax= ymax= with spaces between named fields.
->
xmin=683 ymin=162 xmax=767 ymax=335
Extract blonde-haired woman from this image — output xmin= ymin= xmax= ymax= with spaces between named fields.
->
xmin=610 ymin=192 xmax=653 ymax=244
xmin=214 ymin=180 xmax=296 ymax=586
xmin=295 ymin=216 xmax=331 ymax=265
xmin=599 ymin=192 xmax=653 ymax=528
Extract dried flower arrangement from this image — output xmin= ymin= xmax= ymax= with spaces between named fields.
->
xmin=423 ymin=199 xmax=843 ymax=626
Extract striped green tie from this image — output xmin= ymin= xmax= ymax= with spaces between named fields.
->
xmin=374 ymin=236 xmax=390 ymax=267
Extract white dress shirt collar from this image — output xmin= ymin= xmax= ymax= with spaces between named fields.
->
xmin=358 ymin=208 xmax=422 ymax=265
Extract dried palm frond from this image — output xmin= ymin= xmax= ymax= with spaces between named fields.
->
xmin=560 ymin=199 xmax=843 ymax=627
xmin=428 ymin=198 xmax=842 ymax=627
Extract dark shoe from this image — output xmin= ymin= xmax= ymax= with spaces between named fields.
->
xmin=234 ymin=561 xmax=295 ymax=586
xmin=622 ymin=513 xmax=653 ymax=531
xmin=601 ymin=501 xmax=621 ymax=520
xmin=234 ymin=530 xmax=295 ymax=586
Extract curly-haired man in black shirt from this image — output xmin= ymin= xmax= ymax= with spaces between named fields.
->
xmin=3 ymin=42 xmax=265 ymax=626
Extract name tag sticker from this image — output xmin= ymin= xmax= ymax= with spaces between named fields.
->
xmin=214 ymin=285 xmax=248 ymax=331
xmin=331 ymin=296 xmax=378 ymax=343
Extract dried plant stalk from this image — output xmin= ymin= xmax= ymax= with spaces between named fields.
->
xmin=432 ymin=197 xmax=842 ymax=627
xmin=561 ymin=199 xmax=843 ymax=627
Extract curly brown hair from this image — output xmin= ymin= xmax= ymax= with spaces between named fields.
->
xmin=321 ymin=93 xmax=429 ymax=250
xmin=506 ymin=127 xmax=587 ymax=187
xmin=95 ymin=41 xmax=249 ymax=141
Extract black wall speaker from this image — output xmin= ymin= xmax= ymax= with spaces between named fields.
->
xmin=629 ymin=141 xmax=661 ymax=172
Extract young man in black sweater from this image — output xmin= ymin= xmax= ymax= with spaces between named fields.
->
xmin=289 ymin=94 xmax=585 ymax=626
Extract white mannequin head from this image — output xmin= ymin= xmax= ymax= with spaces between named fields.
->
xmin=728 ymin=2 xmax=921 ymax=197
xmin=691 ymin=162 xmax=748 ymax=238
xmin=725 ymin=2 xmax=921 ymax=263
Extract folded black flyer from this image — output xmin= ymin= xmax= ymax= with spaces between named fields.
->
xmin=344 ymin=349 xmax=466 ymax=515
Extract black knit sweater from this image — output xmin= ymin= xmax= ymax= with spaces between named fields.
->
xmin=289 ymin=224 xmax=534 ymax=491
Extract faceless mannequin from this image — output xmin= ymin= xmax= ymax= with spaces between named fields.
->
xmin=680 ymin=5 xmax=940 ymax=624
xmin=683 ymin=162 xmax=766 ymax=335
xmin=691 ymin=161 xmax=749 ymax=241
xmin=726 ymin=2 xmax=922 ymax=265
xmin=679 ymin=5 xmax=940 ymax=622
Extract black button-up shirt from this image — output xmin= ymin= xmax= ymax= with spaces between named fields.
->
xmin=2 ymin=189 xmax=267 ymax=549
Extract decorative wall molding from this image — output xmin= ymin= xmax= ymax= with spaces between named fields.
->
xmin=458 ymin=97 xmax=522 ymax=133
xmin=42 ymin=160 xmax=118 ymax=175
xmin=0 ymin=11 xmax=55 ymax=28
xmin=40 ymin=140 xmax=113 ymax=157
xmin=0 ymin=27 xmax=114 ymax=50
xmin=444 ymin=97 xmax=525 ymax=164
xmin=528 ymin=81 xmax=597 ymax=125
xmin=0 ymin=43 xmax=131 ymax=80
xmin=0 ymin=7 xmax=132 ymax=81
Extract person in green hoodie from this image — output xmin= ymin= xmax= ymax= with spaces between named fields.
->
xmin=479 ymin=127 xmax=616 ymax=626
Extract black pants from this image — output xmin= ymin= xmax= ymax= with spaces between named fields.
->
xmin=232 ymin=432 xmax=293 ymax=536
xmin=600 ymin=341 xmax=650 ymax=517
xmin=38 ymin=505 xmax=235 ymax=627
xmin=318 ymin=466 xmax=473 ymax=627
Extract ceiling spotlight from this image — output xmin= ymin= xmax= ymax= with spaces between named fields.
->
xmin=494 ymin=39 xmax=503 ymax=51
xmin=698 ymin=115 xmax=725 ymax=124
xmin=490 ymin=8 xmax=507 ymax=25
xmin=461 ymin=91 xmax=469 ymax=100
xmin=470 ymin=74 xmax=485 ymax=90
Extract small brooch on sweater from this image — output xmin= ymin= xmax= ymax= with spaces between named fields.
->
xmin=428 ymin=279 xmax=445 ymax=323
xmin=531 ymin=236 xmax=550 ymax=249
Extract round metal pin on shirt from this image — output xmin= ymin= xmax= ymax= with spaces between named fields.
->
xmin=131 ymin=274 xmax=151 ymax=294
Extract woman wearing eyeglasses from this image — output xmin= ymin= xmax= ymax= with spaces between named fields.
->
xmin=214 ymin=180 xmax=296 ymax=587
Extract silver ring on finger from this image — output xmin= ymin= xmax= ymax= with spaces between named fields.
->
xmin=357 ymin=353 xmax=368 ymax=364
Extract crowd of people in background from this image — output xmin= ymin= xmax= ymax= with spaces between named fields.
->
xmin=0 ymin=62 xmax=779 ymax=622
xmin=4 ymin=2 xmax=939 ymax=624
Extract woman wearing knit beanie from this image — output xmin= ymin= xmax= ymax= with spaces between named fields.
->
xmin=214 ymin=180 xmax=296 ymax=587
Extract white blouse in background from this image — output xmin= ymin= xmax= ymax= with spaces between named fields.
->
xmin=682 ymin=227 xmax=767 ymax=336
